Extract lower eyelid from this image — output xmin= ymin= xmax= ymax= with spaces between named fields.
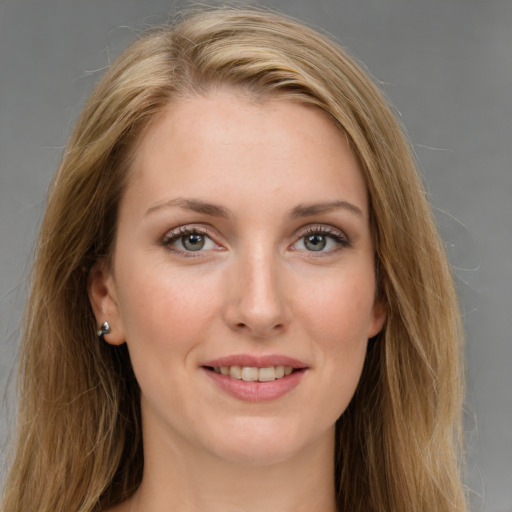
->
xmin=161 ymin=225 xmax=350 ymax=254
xmin=161 ymin=225 xmax=226 ymax=255
xmin=305 ymin=224 xmax=354 ymax=249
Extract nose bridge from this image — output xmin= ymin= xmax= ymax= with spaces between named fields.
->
xmin=224 ymin=243 xmax=290 ymax=337
xmin=245 ymin=250 xmax=280 ymax=311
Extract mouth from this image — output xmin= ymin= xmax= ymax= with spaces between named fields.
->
xmin=201 ymin=355 xmax=308 ymax=401
xmin=204 ymin=365 xmax=297 ymax=382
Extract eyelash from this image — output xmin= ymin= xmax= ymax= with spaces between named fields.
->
xmin=296 ymin=226 xmax=352 ymax=251
xmin=161 ymin=224 xmax=351 ymax=255
xmin=161 ymin=225 xmax=219 ymax=254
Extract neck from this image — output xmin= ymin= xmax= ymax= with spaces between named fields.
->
xmin=130 ymin=418 xmax=338 ymax=512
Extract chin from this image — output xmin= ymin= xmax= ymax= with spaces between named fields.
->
xmin=200 ymin=416 xmax=332 ymax=467
xmin=211 ymin=440 xmax=302 ymax=467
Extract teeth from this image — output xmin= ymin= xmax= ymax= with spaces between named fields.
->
xmin=229 ymin=366 xmax=242 ymax=379
xmin=213 ymin=365 xmax=295 ymax=381
xmin=241 ymin=367 xmax=258 ymax=381
xmin=258 ymin=367 xmax=276 ymax=382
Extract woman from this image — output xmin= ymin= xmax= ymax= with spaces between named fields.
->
xmin=1 ymin=6 xmax=466 ymax=512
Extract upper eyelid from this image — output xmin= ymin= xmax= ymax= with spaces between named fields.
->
xmin=161 ymin=223 xmax=350 ymax=246
xmin=163 ymin=224 xmax=217 ymax=240
xmin=298 ymin=224 xmax=340 ymax=233
xmin=161 ymin=225 xmax=221 ymax=255
xmin=161 ymin=225 xmax=218 ymax=249
xmin=292 ymin=224 xmax=353 ymax=251
xmin=295 ymin=223 xmax=348 ymax=238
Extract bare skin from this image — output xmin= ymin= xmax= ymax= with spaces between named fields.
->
xmin=91 ymin=91 xmax=384 ymax=512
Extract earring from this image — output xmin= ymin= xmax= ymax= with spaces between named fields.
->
xmin=97 ymin=321 xmax=111 ymax=337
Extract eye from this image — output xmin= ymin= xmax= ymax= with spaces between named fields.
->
xmin=303 ymin=233 xmax=330 ymax=251
xmin=292 ymin=226 xmax=351 ymax=253
xmin=162 ymin=226 xmax=218 ymax=253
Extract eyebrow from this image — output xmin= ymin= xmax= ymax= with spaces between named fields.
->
xmin=291 ymin=200 xmax=363 ymax=218
xmin=145 ymin=197 xmax=363 ymax=219
xmin=145 ymin=198 xmax=231 ymax=218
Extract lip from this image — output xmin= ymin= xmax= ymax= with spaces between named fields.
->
xmin=201 ymin=354 xmax=308 ymax=403
xmin=202 ymin=354 xmax=307 ymax=369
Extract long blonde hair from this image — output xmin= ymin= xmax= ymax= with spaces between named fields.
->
xmin=2 ymin=7 xmax=466 ymax=512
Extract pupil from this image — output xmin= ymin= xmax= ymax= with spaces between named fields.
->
xmin=305 ymin=234 xmax=326 ymax=251
xmin=183 ymin=234 xmax=204 ymax=251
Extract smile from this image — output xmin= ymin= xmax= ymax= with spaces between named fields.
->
xmin=211 ymin=365 xmax=294 ymax=381
xmin=202 ymin=355 xmax=308 ymax=402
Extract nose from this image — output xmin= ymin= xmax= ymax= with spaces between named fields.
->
xmin=222 ymin=251 xmax=291 ymax=338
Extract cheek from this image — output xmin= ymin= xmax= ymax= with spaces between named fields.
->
xmin=298 ymin=268 xmax=377 ymax=347
xmin=114 ymin=264 xmax=223 ymax=415
xmin=296 ymin=267 xmax=376 ymax=406
xmin=115 ymin=262 xmax=221 ymax=358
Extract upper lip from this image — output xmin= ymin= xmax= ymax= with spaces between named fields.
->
xmin=202 ymin=354 xmax=308 ymax=369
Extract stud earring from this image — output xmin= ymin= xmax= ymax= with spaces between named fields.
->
xmin=96 ymin=321 xmax=111 ymax=337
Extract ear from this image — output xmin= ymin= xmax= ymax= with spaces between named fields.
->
xmin=88 ymin=260 xmax=126 ymax=346
xmin=368 ymin=299 xmax=386 ymax=339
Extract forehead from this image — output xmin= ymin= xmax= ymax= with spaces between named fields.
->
xmin=123 ymin=91 xmax=368 ymax=219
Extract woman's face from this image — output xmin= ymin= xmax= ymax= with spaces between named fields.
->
xmin=90 ymin=91 xmax=385 ymax=465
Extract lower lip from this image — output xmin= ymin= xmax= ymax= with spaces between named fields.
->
xmin=203 ymin=368 xmax=306 ymax=402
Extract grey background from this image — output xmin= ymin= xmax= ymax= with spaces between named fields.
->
xmin=1 ymin=0 xmax=511 ymax=510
